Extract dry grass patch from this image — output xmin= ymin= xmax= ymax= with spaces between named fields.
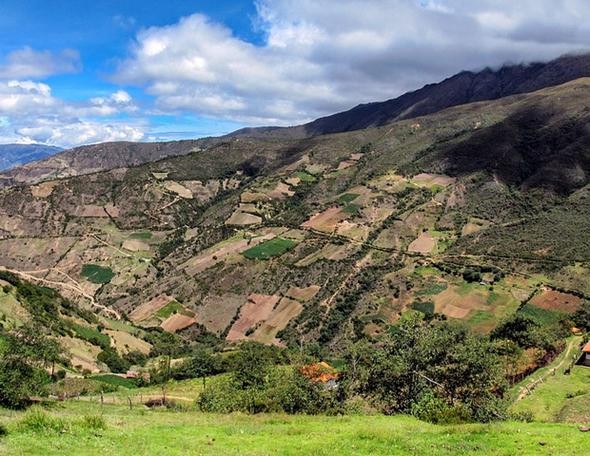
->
xmin=195 ymin=294 xmax=246 ymax=334
xmin=251 ymin=297 xmax=303 ymax=345
xmin=408 ymin=232 xmax=437 ymax=254
xmin=285 ymin=285 xmax=320 ymax=302
xmin=160 ymin=314 xmax=196 ymax=333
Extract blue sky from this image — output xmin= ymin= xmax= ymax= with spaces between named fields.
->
xmin=0 ymin=0 xmax=588 ymax=147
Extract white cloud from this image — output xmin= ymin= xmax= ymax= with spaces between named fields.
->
xmin=115 ymin=0 xmax=590 ymax=126
xmin=0 ymin=79 xmax=145 ymax=147
xmin=0 ymin=47 xmax=81 ymax=79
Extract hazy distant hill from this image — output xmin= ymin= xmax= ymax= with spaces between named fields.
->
xmin=0 ymin=143 xmax=62 ymax=171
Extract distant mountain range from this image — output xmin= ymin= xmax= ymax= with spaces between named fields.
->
xmin=0 ymin=143 xmax=63 ymax=171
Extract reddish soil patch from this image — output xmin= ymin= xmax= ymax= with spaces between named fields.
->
xmin=530 ymin=290 xmax=581 ymax=313
xmin=301 ymin=207 xmax=347 ymax=233
xmin=129 ymin=295 xmax=174 ymax=323
xmin=226 ymin=294 xmax=280 ymax=341
xmin=160 ymin=314 xmax=196 ymax=332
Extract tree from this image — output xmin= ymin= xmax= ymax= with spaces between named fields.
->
xmin=231 ymin=343 xmax=272 ymax=389
xmin=573 ymin=301 xmax=590 ymax=331
xmin=353 ymin=313 xmax=506 ymax=421
xmin=0 ymin=324 xmax=61 ymax=408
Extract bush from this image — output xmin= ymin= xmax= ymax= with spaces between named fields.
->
xmin=97 ymin=349 xmax=130 ymax=373
xmin=411 ymin=392 xmax=470 ymax=424
xmin=16 ymin=407 xmax=69 ymax=434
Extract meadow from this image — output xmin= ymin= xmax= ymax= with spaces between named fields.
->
xmin=1 ymin=401 xmax=589 ymax=456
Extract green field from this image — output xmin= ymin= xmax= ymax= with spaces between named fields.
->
xmin=293 ymin=171 xmax=316 ymax=183
xmin=337 ymin=193 xmax=359 ymax=204
xmin=80 ymin=264 xmax=115 ymax=284
xmin=243 ymin=238 xmax=297 ymax=260
xmin=156 ymin=301 xmax=185 ymax=319
xmin=129 ymin=231 xmax=153 ymax=240
xmin=0 ymin=401 xmax=588 ymax=455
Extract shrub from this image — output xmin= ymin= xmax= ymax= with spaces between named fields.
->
xmin=16 ymin=407 xmax=69 ymax=434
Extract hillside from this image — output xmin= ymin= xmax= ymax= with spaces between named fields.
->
xmin=0 ymin=78 xmax=589 ymax=351
xmin=4 ymin=53 xmax=590 ymax=189
xmin=230 ymin=53 xmax=590 ymax=138
xmin=0 ymin=144 xmax=62 ymax=171
xmin=0 ymin=138 xmax=218 ymax=187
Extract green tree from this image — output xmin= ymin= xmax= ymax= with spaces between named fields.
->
xmin=0 ymin=325 xmax=61 ymax=408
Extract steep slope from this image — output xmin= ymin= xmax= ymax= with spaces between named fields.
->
xmin=0 ymin=144 xmax=62 ymax=171
xmin=231 ymin=53 xmax=590 ymax=138
xmin=1 ymin=79 xmax=589 ymax=349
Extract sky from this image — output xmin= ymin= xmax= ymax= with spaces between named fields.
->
xmin=0 ymin=0 xmax=589 ymax=148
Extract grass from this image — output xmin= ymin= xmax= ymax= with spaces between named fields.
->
xmin=415 ymin=282 xmax=448 ymax=297
xmin=243 ymin=238 xmax=297 ymax=260
xmin=337 ymin=193 xmax=359 ymax=204
xmin=130 ymin=231 xmax=153 ymax=240
xmin=69 ymin=323 xmax=110 ymax=349
xmin=91 ymin=374 xmax=139 ymax=389
xmin=0 ymin=401 xmax=589 ymax=455
xmin=411 ymin=300 xmax=435 ymax=315
xmin=155 ymin=301 xmax=185 ymax=319
xmin=519 ymin=303 xmax=567 ymax=326
xmin=342 ymin=203 xmax=361 ymax=215
xmin=80 ymin=264 xmax=115 ymax=284
xmin=293 ymin=171 xmax=316 ymax=183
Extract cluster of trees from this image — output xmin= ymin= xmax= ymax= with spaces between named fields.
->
xmin=0 ymin=324 xmax=62 ymax=408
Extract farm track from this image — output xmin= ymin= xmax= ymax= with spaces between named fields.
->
xmin=515 ymin=336 xmax=582 ymax=402
xmin=0 ymin=265 xmax=122 ymax=319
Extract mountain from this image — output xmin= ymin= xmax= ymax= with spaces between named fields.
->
xmin=0 ymin=143 xmax=62 ymax=171
xmin=231 ymin=53 xmax=590 ymax=138
xmin=0 ymin=138 xmax=217 ymax=187
xmin=1 ymin=77 xmax=589 ymax=353
xmin=4 ymin=53 xmax=590 ymax=189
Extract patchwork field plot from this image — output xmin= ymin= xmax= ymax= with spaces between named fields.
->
xmin=301 ymin=207 xmax=347 ymax=233
xmin=195 ymin=294 xmax=246 ymax=334
xmin=80 ymin=264 xmax=115 ymax=284
xmin=225 ymin=210 xmax=262 ymax=226
xmin=529 ymin=289 xmax=581 ymax=313
xmin=160 ymin=313 xmax=196 ymax=332
xmin=128 ymin=295 xmax=175 ymax=324
xmin=162 ymin=181 xmax=193 ymax=199
xmin=252 ymin=297 xmax=303 ymax=345
xmin=183 ymin=229 xmax=284 ymax=275
xmin=105 ymin=329 xmax=152 ymax=355
xmin=285 ymin=285 xmax=321 ymax=302
xmin=296 ymin=242 xmax=359 ymax=266
xmin=408 ymin=232 xmax=437 ymax=254
xmin=226 ymin=294 xmax=280 ymax=341
xmin=242 ymin=237 xmax=297 ymax=259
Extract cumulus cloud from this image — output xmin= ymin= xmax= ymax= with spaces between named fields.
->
xmin=0 ymin=47 xmax=81 ymax=79
xmin=115 ymin=0 xmax=590 ymax=125
xmin=0 ymin=80 xmax=145 ymax=147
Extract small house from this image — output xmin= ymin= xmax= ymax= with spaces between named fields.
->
xmin=579 ymin=341 xmax=590 ymax=367
xmin=300 ymin=361 xmax=339 ymax=389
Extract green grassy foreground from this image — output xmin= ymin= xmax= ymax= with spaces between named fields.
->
xmin=1 ymin=401 xmax=589 ymax=456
